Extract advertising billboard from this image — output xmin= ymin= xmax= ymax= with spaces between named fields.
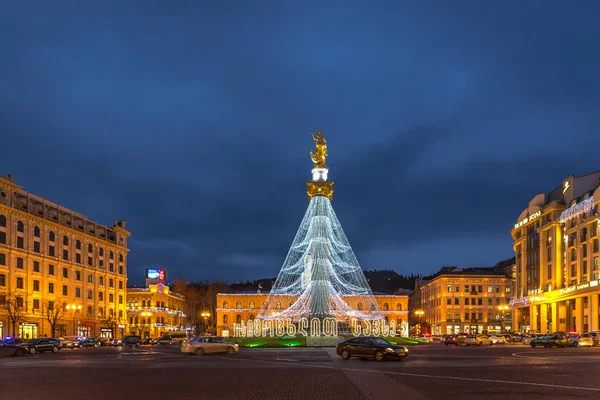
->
xmin=146 ymin=269 xmax=166 ymax=281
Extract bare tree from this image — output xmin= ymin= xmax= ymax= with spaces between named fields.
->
xmin=0 ymin=291 xmax=25 ymax=336
xmin=101 ymin=315 xmax=119 ymax=339
xmin=43 ymin=300 xmax=68 ymax=337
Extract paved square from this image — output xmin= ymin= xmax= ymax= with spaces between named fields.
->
xmin=1 ymin=344 xmax=600 ymax=400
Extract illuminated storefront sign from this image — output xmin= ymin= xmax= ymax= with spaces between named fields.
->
xmin=233 ymin=317 xmax=402 ymax=338
xmin=514 ymin=211 xmax=541 ymax=229
xmin=559 ymin=280 xmax=599 ymax=295
xmin=146 ymin=269 xmax=166 ymax=281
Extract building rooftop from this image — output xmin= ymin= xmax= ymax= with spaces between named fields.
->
xmin=0 ymin=174 xmax=128 ymax=245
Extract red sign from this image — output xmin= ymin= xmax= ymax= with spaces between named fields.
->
xmin=158 ymin=270 xmax=165 ymax=281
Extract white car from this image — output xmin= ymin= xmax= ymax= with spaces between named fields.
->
xmin=181 ymin=336 xmax=239 ymax=356
xmin=413 ymin=335 xmax=432 ymax=342
xmin=568 ymin=333 xmax=594 ymax=347
xmin=488 ymin=335 xmax=506 ymax=344
xmin=522 ymin=334 xmax=541 ymax=345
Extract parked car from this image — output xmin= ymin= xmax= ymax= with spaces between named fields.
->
xmin=522 ymin=334 xmax=541 ymax=345
xmin=121 ymin=335 xmax=141 ymax=347
xmin=21 ymin=338 xmax=61 ymax=354
xmin=465 ymin=334 xmax=493 ymax=346
xmin=0 ymin=342 xmax=28 ymax=357
xmin=501 ymin=334 xmax=513 ymax=343
xmin=586 ymin=331 xmax=600 ymax=346
xmin=443 ymin=334 xmax=466 ymax=346
xmin=141 ymin=338 xmax=154 ymax=345
xmin=412 ymin=335 xmax=431 ymax=342
xmin=78 ymin=338 xmax=99 ymax=348
xmin=96 ymin=338 xmax=111 ymax=346
xmin=530 ymin=333 xmax=568 ymax=348
xmin=430 ymin=335 xmax=442 ymax=342
xmin=488 ymin=334 xmax=506 ymax=344
xmin=181 ymin=336 xmax=239 ymax=356
xmin=568 ymin=333 xmax=594 ymax=347
xmin=2 ymin=337 xmax=27 ymax=346
xmin=512 ymin=333 xmax=525 ymax=343
xmin=336 ymin=336 xmax=408 ymax=362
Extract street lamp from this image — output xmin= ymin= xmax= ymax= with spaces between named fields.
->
xmin=141 ymin=311 xmax=152 ymax=338
xmin=498 ymin=305 xmax=510 ymax=333
xmin=201 ymin=312 xmax=211 ymax=334
xmin=415 ymin=310 xmax=424 ymax=335
xmin=66 ymin=304 xmax=82 ymax=336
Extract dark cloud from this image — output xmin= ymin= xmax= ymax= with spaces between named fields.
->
xmin=1 ymin=1 xmax=599 ymax=284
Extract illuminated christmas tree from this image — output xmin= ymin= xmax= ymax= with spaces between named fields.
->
xmin=258 ymin=131 xmax=382 ymax=322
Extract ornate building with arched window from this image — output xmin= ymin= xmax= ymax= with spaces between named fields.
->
xmin=215 ymin=292 xmax=408 ymax=336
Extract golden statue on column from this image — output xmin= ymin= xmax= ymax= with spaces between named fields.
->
xmin=309 ymin=130 xmax=328 ymax=168
xmin=306 ymin=130 xmax=334 ymax=201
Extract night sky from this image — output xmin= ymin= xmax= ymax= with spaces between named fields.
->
xmin=2 ymin=1 xmax=599 ymax=285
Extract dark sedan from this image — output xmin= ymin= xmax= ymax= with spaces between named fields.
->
xmin=336 ymin=336 xmax=408 ymax=362
xmin=443 ymin=334 xmax=466 ymax=345
xmin=530 ymin=333 xmax=568 ymax=348
xmin=0 ymin=342 xmax=28 ymax=357
xmin=22 ymin=338 xmax=61 ymax=354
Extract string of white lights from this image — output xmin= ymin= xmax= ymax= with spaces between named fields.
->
xmin=257 ymin=195 xmax=383 ymax=322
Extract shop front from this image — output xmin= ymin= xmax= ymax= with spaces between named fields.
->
xmin=19 ymin=323 xmax=38 ymax=339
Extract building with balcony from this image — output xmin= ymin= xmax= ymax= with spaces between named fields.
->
xmin=0 ymin=175 xmax=130 ymax=339
xmin=510 ymin=171 xmax=600 ymax=333
xmin=126 ymin=280 xmax=186 ymax=338
xmin=410 ymin=266 xmax=514 ymax=336
xmin=215 ymin=293 xmax=409 ymax=337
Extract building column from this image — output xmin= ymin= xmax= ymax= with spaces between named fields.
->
xmin=575 ymin=297 xmax=584 ymax=333
xmin=530 ymin=306 xmax=538 ymax=332
xmin=539 ymin=304 xmax=548 ymax=334
xmin=511 ymin=309 xmax=519 ymax=332
xmin=550 ymin=302 xmax=558 ymax=333
xmin=590 ymin=294 xmax=599 ymax=331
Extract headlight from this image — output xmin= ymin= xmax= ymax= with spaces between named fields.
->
xmin=234 ymin=344 xmax=239 ymax=347
xmin=404 ymin=347 xmax=409 ymax=353
xmin=385 ymin=347 xmax=395 ymax=352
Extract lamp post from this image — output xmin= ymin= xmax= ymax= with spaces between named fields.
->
xmin=497 ymin=305 xmax=510 ymax=333
xmin=201 ymin=312 xmax=210 ymax=334
xmin=141 ymin=311 xmax=152 ymax=338
xmin=415 ymin=310 xmax=424 ymax=335
xmin=66 ymin=304 xmax=82 ymax=336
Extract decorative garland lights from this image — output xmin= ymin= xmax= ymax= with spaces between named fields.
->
xmin=256 ymin=195 xmax=383 ymax=326
xmin=560 ymin=196 xmax=595 ymax=223
xmin=233 ymin=317 xmax=401 ymax=338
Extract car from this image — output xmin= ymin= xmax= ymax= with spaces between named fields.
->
xmin=181 ymin=336 xmax=239 ymax=356
xmin=412 ymin=335 xmax=431 ymax=342
xmin=530 ymin=333 xmax=568 ymax=348
xmin=95 ymin=337 xmax=112 ymax=346
xmin=21 ymin=338 xmax=61 ymax=354
xmin=141 ymin=338 xmax=154 ymax=345
xmin=430 ymin=335 xmax=442 ymax=342
xmin=336 ymin=336 xmax=408 ymax=362
xmin=121 ymin=335 xmax=141 ymax=347
xmin=78 ymin=338 xmax=99 ymax=348
xmin=0 ymin=342 xmax=28 ymax=357
xmin=488 ymin=334 xmax=506 ymax=344
xmin=586 ymin=331 xmax=600 ymax=346
xmin=443 ymin=334 xmax=466 ymax=346
xmin=512 ymin=333 xmax=525 ymax=343
xmin=500 ymin=334 xmax=513 ymax=343
xmin=522 ymin=334 xmax=541 ymax=345
xmin=568 ymin=333 xmax=594 ymax=347
xmin=465 ymin=334 xmax=493 ymax=346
